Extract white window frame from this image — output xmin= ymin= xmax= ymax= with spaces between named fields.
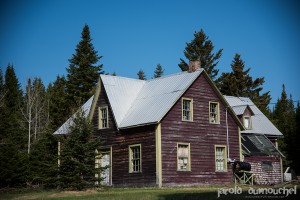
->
xmin=129 ymin=144 xmax=142 ymax=173
xmin=182 ymin=98 xmax=193 ymax=122
xmin=177 ymin=143 xmax=191 ymax=171
xmin=243 ymin=116 xmax=252 ymax=129
xmin=209 ymin=101 xmax=220 ymax=124
xmin=215 ymin=145 xmax=227 ymax=172
xmin=99 ymin=106 xmax=109 ymax=129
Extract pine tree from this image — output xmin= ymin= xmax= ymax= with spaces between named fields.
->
xmin=59 ymin=110 xmax=102 ymax=190
xmin=47 ymin=75 xmax=69 ymax=131
xmin=179 ymin=29 xmax=223 ymax=80
xmin=218 ymin=54 xmax=271 ymax=114
xmin=153 ymin=64 xmax=164 ymax=78
xmin=66 ymin=24 xmax=104 ymax=108
xmin=273 ymin=85 xmax=296 ymax=169
xmin=137 ymin=69 xmax=146 ymax=80
xmin=293 ymin=102 xmax=300 ymax=174
xmin=0 ymin=64 xmax=28 ymax=187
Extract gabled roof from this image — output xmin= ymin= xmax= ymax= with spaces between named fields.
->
xmin=101 ymin=70 xmax=203 ymax=128
xmin=54 ymin=95 xmax=94 ymax=135
xmin=54 ymin=70 xmax=244 ymax=134
xmin=241 ymin=134 xmax=284 ymax=157
xmin=224 ymin=96 xmax=282 ymax=136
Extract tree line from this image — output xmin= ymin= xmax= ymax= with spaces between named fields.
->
xmin=0 ymin=24 xmax=299 ymax=189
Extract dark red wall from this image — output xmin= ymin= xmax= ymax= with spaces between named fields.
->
xmin=160 ymin=74 xmax=240 ymax=186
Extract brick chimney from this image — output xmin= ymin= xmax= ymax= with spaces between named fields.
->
xmin=188 ymin=60 xmax=201 ymax=72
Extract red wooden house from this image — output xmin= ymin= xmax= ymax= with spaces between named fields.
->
xmin=55 ymin=63 xmax=283 ymax=187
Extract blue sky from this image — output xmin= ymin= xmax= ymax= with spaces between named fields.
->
xmin=1 ymin=0 xmax=299 ymax=105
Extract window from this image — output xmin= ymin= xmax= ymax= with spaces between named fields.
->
xmin=243 ymin=116 xmax=252 ymax=129
xmin=209 ymin=102 xmax=220 ymax=124
xmin=129 ymin=144 xmax=142 ymax=173
xmin=182 ymin=98 xmax=193 ymax=121
xmin=215 ymin=145 xmax=227 ymax=172
xmin=261 ymin=161 xmax=273 ymax=171
xmin=177 ymin=143 xmax=191 ymax=171
xmin=99 ymin=106 xmax=109 ymax=129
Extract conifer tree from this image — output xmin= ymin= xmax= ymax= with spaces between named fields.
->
xmin=59 ymin=110 xmax=102 ymax=190
xmin=137 ymin=69 xmax=146 ymax=80
xmin=153 ymin=64 xmax=164 ymax=78
xmin=66 ymin=24 xmax=104 ymax=108
xmin=218 ymin=54 xmax=271 ymax=114
xmin=179 ymin=29 xmax=223 ymax=80
xmin=273 ymin=85 xmax=296 ymax=168
xmin=0 ymin=64 xmax=28 ymax=187
xmin=47 ymin=75 xmax=69 ymax=131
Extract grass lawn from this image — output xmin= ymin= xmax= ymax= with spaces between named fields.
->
xmin=0 ymin=185 xmax=299 ymax=200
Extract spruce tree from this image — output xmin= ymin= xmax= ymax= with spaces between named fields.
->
xmin=179 ymin=29 xmax=223 ymax=80
xmin=0 ymin=64 xmax=28 ymax=187
xmin=66 ymin=24 xmax=104 ymax=108
xmin=153 ymin=64 xmax=164 ymax=78
xmin=59 ymin=110 xmax=102 ymax=190
xmin=273 ymin=85 xmax=296 ymax=169
xmin=137 ymin=69 xmax=146 ymax=80
xmin=218 ymin=54 xmax=271 ymax=115
xmin=47 ymin=75 xmax=69 ymax=131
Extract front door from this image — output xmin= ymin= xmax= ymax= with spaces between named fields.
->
xmin=100 ymin=150 xmax=111 ymax=185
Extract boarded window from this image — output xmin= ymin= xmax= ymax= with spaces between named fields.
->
xmin=261 ymin=161 xmax=273 ymax=171
xmin=99 ymin=106 xmax=109 ymax=129
xmin=209 ymin=102 xmax=220 ymax=123
xmin=182 ymin=98 xmax=193 ymax=121
xmin=129 ymin=144 xmax=142 ymax=173
xmin=177 ymin=143 xmax=190 ymax=171
xmin=215 ymin=146 xmax=227 ymax=172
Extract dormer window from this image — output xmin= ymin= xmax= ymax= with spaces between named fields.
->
xmin=243 ymin=116 xmax=252 ymax=129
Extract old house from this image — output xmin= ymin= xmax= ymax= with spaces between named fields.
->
xmin=55 ymin=65 xmax=243 ymax=187
xmin=225 ymin=96 xmax=284 ymax=184
xmin=55 ymin=63 xmax=283 ymax=187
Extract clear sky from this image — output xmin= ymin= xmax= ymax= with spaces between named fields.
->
xmin=1 ymin=0 xmax=299 ymax=106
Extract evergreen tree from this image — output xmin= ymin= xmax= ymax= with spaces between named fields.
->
xmin=137 ymin=69 xmax=146 ymax=80
xmin=47 ymin=75 xmax=69 ymax=131
xmin=28 ymin=131 xmax=58 ymax=188
xmin=0 ymin=64 xmax=28 ymax=187
xmin=59 ymin=110 xmax=102 ymax=190
xmin=179 ymin=29 xmax=223 ymax=80
xmin=218 ymin=54 xmax=271 ymax=114
xmin=293 ymin=102 xmax=300 ymax=174
xmin=153 ymin=64 xmax=164 ymax=78
xmin=0 ymin=68 xmax=5 ymax=107
xmin=66 ymin=24 xmax=104 ymax=108
xmin=273 ymin=85 xmax=296 ymax=169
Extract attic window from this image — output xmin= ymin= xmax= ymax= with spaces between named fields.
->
xmin=243 ymin=116 xmax=252 ymax=129
xmin=99 ymin=106 xmax=109 ymax=129
xmin=182 ymin=98 xmax=193 ymax=121
xmin=209 ymin=102 xmax=220 ymax=124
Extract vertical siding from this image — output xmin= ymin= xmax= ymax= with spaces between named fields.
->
xmin=161 ymin=74 xmax=240 ymax=186
xmin=92 ymin=83 xmax=157 ymax=187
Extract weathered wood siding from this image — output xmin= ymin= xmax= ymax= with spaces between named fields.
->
xmin=92 ymin=83 xmax=157 ymax=187
xmin=160 ymin=74 xmax=240 ymax=186
xmin=244 ymin=156 xmax=282 ymax=184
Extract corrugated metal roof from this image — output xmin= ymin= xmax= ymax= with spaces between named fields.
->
xmin=232 ymin=105 xmax=247 ymax=115
xmin=224 ymin=96 xmax=282 ymax=136
xmin=118 ymin=70 xmax=203 ymax=128
xmin=101 ymin=75 xmax=145 ymax=127
xmin=54 ymin=95 xmax=94 ymax=135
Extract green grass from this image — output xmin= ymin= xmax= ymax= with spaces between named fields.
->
xmin=0 ymin=185 xmax=299 ymax=200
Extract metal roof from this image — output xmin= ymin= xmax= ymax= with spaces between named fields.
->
xmin=224 ymin=96 xmax=282 ymax=136
xmin=53 ymin=95 xmax=94 ymax=135
xmin=102 ymin=70 xmax=203 ymax=128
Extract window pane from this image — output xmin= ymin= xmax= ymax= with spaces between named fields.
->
xmin=130 ymin=146 xmax=141 ymax=172
xmin=215 ymin=147 xmax=226 ymax=171
xmin=178 ymin=144 xmax=189 ymax=171
xmin=183 ymin=99 xmax=192 ymax=121
xmin=210 ymin=102 xmax=219 ymax=123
